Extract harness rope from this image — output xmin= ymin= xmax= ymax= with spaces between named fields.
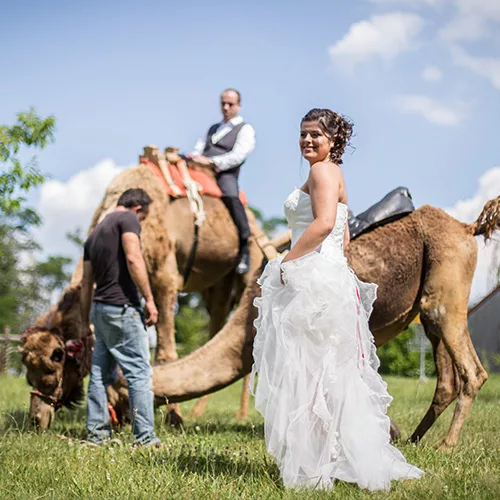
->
xmin=30 ymin=389 xmax=64 ymax=410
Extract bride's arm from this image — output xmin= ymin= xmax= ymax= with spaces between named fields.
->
xmin=343 ymin=224 xmax=350 ymax=249
xmin=281 ymin=162 xmax=341 ymax=265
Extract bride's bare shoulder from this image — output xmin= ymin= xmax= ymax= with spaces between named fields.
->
xmin=309 ymin=161 xmax=343 ymax=183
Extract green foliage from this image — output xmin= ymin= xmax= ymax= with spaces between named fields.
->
xmin=0 ymin=108 xmax=55 ymax=214
xmin=0 ymin=221 xmax=72 ymax=333
xmin=0 ymin=218 xmax=41 ymax=331
xmin=35 ymin=255 xmax=72 ymax=294
xmin=66 ymin=227 xmax=85 ymax=248
xmin=249 ymin=206 xmax=287 ymax=237
xmin=377 ymin=328 xmax=435 ymax=377
xmin=0 ymin=107 xmax=66 ymax=342
xmin=492 ymin=353 xmax=500 ymax=370
xmin=174 ymin=293 xmax=210 ymax=356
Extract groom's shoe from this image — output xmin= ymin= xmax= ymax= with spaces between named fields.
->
xmin=236 ymin=248 xmax=250 ymax=275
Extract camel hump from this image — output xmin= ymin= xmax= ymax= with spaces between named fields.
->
xmin=471 ymin=195 xmax=500 ymax=240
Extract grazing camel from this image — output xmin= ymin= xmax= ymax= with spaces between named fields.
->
xmin=21 ymin=191 xmax=499 ymax=449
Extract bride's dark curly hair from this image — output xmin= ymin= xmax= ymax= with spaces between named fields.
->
xmin=301 ymin=108 xmax=353 ymax=165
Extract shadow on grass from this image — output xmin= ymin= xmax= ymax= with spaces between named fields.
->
xmin=0 ymin=409 xmax=32 ymax=433
xmin=134 ymin=443 xmax=283 ymax=484
xmin=0 ymin=404 xmax=88 ymax=437
xmin=178 ymin=421 xmax=265 ymax=439
xmin=133 ymin=445 xmax=365 ymax=495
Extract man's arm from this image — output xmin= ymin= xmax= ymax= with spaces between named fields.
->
xmin=121 ymin=232 xmax=158 ymax=325
xmin=81 ymin=260 xmax=94 ymax=333
xmin=210 ymin=124 xmax=256 ymax=171
xmin=190 ymin=136 xmax=206 ymax=157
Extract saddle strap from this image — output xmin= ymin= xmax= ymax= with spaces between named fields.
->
xmin=176 ymin=158 xmax=206 ymax=227
xmin=158 ymin=152 xmax=183 ymax=197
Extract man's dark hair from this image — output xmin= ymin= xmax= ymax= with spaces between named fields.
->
xmin=222 ymin=88 xmax=241 ymax=104
xmin=117 ymin=188 xmax=152 ymax=209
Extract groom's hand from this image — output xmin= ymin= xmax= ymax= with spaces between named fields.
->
xmin=190 ymin=155 xmax=214 ymax=167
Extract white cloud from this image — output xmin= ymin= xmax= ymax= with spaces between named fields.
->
xmin=445 ymin=167 xmax=500 ymax=304
xmin=439 ymin=14 xmax=484 ymax=42
xmin=394 ymin=94 xmax=465 ymax=125
xmin=440 ymin=0 xmax=500 ymax=42
xmin=369 ymin=0 xmax=500 ymax=42
xmin=34 ymin=159 xmax=127 ymax=260
xmin=421 ymin=65 xmax=443 ymax=82
xmin=451 ymin=45 xmax=500 ymax=91
xmin=328 ymin=12 xmax=424 ymax=71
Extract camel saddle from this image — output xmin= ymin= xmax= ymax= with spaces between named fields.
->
xmin=348 ymin=187 xmax=415 ymax=239
xmin=139 ymin=145 xmax=248 ymax=206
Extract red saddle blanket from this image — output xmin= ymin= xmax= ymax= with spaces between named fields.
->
xmin=140 ymin=159 xmax=248 ymax=206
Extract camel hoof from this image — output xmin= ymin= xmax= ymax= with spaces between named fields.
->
xmin=165 ymin=410 xmax=184 ymax=427
xmin=235 ymin=410 xmax=248 ymax=420
xmin=390 ymin=420 xmax=401 ymax=442
xmin=438 ymin=440 xmax=455 ymax=453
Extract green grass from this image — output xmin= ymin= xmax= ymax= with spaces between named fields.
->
xmin=0 ymin=374 xmax=499 ymax=499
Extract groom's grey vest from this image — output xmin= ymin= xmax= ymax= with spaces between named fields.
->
xmin=202 ymin=121 xmax=246 ymax=169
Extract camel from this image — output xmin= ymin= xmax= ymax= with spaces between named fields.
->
xmin=20 ymin=191 xmax=500 ymax=449
xmin=22 ymin=160 xmax=272 ymax=427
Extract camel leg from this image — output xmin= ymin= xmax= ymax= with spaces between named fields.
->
xmin=153 ymin=252 xmax=179 ymax=362
xmin=410 ymin=327 xmax=460 ymax=444
xmin=231 ymin=275 xmax=252 ymax=420
xmin=438 ymin=330 xmax=487 ymax=450
xmin=417 ymin=243 xmax=488 ymax=449
xmin=151 ymin=252 xmax=183 ymax=425
xmin=236 ymin=374 xmax=251 ymax=419
xmin=191 ymin=272 xmax=236 ymax=417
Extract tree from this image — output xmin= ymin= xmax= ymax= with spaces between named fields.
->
xmin=0 ymin=224 xmax=73 ymax=332
xmin=35 ymin=255 xmax=73 ymax=306
xmin=66 ymin=227 xmax=85 ymax=248
xmin=377 ymin=327 xmax=435 ymax=377
xmin=0 ymin=217 xmax=42 ymax=331
xmin=174 ymin=293 xmax=209 ymax=356
xmin=0 ymin=108 xmax=56 ymax=216
xmin=0 ymin=108 xmax=57 ymax=333
xmin=249 ymin=206 xmax=287 ymax=237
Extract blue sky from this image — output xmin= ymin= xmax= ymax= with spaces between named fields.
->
xmin=1 ymin=0 xmax=499 ymax=300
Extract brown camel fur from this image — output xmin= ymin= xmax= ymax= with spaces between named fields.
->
xmin=21 ymin=195 xmax=500 ymax=449
xmin=23 ymin=163 xmax=269 ymax=426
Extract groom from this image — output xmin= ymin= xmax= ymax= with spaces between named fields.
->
xmin=189 ymin=88 xmax=256 ymax=275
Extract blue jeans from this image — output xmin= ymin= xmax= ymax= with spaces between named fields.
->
xmin=86 ymin=303 xmax=159 ymax=446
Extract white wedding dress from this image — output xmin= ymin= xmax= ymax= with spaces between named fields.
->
xmin=250 ymin=188 xmax=423 ymax=491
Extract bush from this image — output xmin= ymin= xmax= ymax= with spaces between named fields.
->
xmin=174 ymin=293 xmax=210 ymax=356
xmin=377 ymin=327 xmax=435 ymax=377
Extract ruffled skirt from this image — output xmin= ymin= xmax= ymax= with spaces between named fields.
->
xmin=250 ymin=251 xmax=423 ymax=491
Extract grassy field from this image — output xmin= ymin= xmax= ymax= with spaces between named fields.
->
xmin=0 ymin=374 xmax=499 ymax=499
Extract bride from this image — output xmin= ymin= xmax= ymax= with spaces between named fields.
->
xmin=250 ymin=108 xmax=423 ymax=491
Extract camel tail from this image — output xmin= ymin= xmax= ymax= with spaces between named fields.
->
xmin=471 ymin=196 xmax=500 ymax=240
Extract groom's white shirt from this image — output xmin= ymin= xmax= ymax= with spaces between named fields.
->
xmin=191 ymin=115 xmax=256 ymax=171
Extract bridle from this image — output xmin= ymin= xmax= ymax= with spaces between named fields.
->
xmin=30 ymin=389 xmax=64 ymax=410
xmin=29 ymin=362 xmax=65 ymax=411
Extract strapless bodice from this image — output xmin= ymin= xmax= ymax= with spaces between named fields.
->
xmin=284 ymin=188 xmax=348 ymax=258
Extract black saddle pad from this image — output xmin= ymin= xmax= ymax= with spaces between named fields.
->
xmin=348 ymin=187 xmax=415 ymax=240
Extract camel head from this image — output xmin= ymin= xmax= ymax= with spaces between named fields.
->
xmin=19 ymin=286 xmax=93 ymax=429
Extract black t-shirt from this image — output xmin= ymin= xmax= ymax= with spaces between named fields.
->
xmin=83 ymin=210 xmax=141 ymax=306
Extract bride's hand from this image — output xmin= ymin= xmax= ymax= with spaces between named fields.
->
xmin=280 ymin=252 xmax=290 ymax=284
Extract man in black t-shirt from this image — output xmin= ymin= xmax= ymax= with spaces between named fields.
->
xmin=81 ymin=188 xmax=160 ymax=446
